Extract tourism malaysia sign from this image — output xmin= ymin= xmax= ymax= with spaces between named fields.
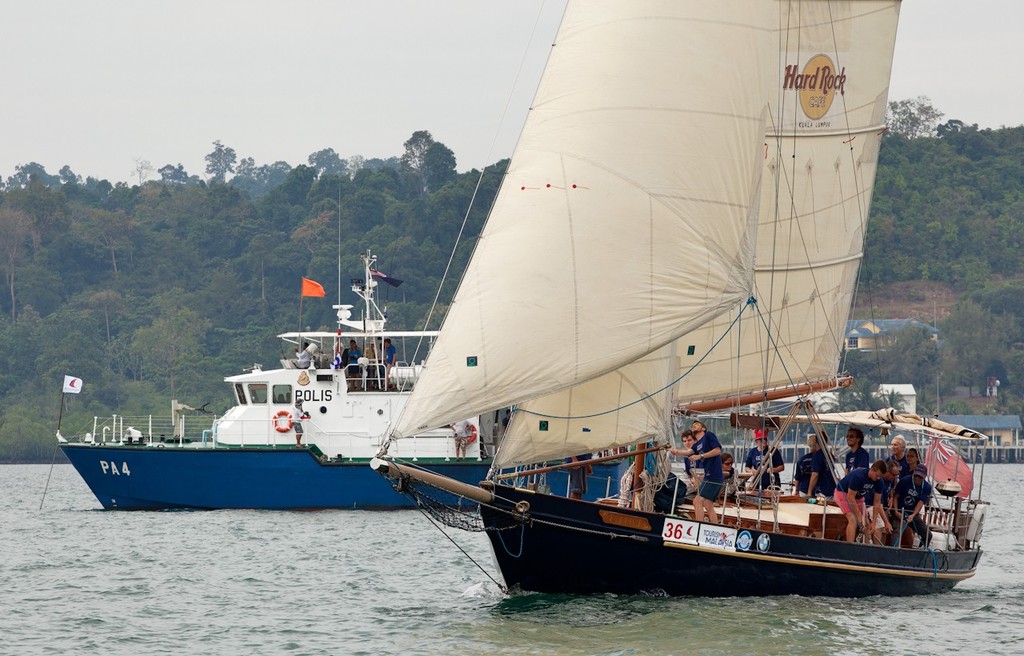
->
xmin=782 ymin=53 xmax=847 ymax=128
xmin=662 ymin=518 xmax=737 ymax=552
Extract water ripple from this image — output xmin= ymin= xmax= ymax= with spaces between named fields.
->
xmin=3 ymin=464 xmax=1023 ymax=655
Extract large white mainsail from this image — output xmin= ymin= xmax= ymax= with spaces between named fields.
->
xmin=494 ymin=0 xmax=902 ymax=469
xmin=393 ymin=1 xmax=774 ymax=439
xmin=672 ymin=0 xmax=901 ymax=405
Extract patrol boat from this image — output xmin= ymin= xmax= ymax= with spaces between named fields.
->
xmin=372 ymin=1 xmax=989 ymax=595
xmin=58 ymin=251 xmax=509 ymax=510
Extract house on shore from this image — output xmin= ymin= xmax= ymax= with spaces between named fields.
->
xmin=845 ymin=319 xmax=938 ymax=351
xmin=877 ymin=383 xmax=917 ymax=415
xmin=937 ymin=414 xmax=1022 ymax=446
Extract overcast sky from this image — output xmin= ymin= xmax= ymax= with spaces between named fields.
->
xmin=2 ymin=0 xmax=1020 ymax=184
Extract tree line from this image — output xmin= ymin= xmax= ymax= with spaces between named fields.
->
xmin=2 ymin=101 xmax=1024 ymax=461
xmin=0 ymin=130 xmax=498 ymax=461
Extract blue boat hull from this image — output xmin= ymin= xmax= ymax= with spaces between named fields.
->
xmin=60 ymin=444 xmax=491 ymax=510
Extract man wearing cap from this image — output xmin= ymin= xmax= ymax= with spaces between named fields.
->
xmin=687 ymin=420 xmax=723 ymax=524
xmin=892 ymin=463 xmax=933 ymax=548
xmin=744 ymin=429 xmax=784 ymax=491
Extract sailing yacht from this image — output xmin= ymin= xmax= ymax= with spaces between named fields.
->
xmin=373 ymin=0 xmax=988 ymax=595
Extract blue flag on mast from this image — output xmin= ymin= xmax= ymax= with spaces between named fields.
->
xmin=371 ymin=269 xmax=403 ymax=287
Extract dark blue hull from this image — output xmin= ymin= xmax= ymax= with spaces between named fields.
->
xmin=60 ymin=444 xmax=491 ymax=510
xmin=480 ymin=486 xmax=982 ymax=597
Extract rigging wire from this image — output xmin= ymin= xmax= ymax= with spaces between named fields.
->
xmin=408 ymin=1 xmax=554 ymax=356
xmin=412 ymin=502 xmax=508 ymax=594
xmin=519 ymin=298 xmax=759 ymax=421
xmin=388 ymin=1 xmax=558 ymax=445
xmin=39 ymin=443 xmax=60 ymax=510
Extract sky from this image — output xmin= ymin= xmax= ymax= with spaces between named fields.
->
xmin=2 ymin=0 xmax=1021 ymax=185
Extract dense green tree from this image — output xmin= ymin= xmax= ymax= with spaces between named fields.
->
xmin=886 ymin=96 xmax=943 ymax=139
xmin=204 ymin=140 xmax=237 ymax=183
xmin=158 ymin=163 xmax=190 ymax=184
xmin=59 ymin=165 xmax=81 ymax=186
xmin=0 ymin=206 xmax=33 ymax=320
xmin=131 ymin=300 xmax=210 ymax=400
xmin=308 ymin=148 xmax=348 ymax=177
xmin=5 ymin=162 xmax=59 ymax=189
xmin=422 ymin=142 xmax=457 ymax=192
xmin=942 ymin=300 xmax=1016 ymax=395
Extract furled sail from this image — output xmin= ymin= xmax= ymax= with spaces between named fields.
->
xmin=393 ymin=1 xmax=774 ymax=439
xmin=494 ymin=0 xmax=902 ymax=468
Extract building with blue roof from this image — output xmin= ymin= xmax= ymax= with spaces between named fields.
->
xmin=937 ymin=414 xmax=1022 ymax=446
xmin=845 ymin=319 xmax=939 ymax=351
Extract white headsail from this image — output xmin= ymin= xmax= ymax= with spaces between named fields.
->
xmin=393 ymin=1 xmax=775 ymax=439
xmin=494 ymin=0 xmax=902 ymax=468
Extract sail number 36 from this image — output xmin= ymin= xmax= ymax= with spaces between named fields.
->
xmin=662 ymin=517 xmax=698 ymax=545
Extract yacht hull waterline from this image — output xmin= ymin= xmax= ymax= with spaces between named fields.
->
xmin=455 ymin=482 xmax=979 ymax=596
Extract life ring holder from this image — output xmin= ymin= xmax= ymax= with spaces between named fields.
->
xmin=467 ymin=424 xmax=478 ymax=444
xmin=272 ymin=410 xmax=293 ymax=433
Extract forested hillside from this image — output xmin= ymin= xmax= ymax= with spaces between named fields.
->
xmin=0 ymin=131 xmax=501 ymax=460
xmin=3 ymin=112 xmax=1024 ymax=462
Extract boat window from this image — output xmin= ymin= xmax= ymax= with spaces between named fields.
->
xmin=272 ymin=384 xmax=292 ymax=404
xmin=234 ymin=384 xmax=247 ymax=405
xmin=248 ymin=383 xmax=268 ymax=404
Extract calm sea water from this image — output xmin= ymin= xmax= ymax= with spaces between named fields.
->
xmin=1 ymin=463 xmax=1021 ymax=656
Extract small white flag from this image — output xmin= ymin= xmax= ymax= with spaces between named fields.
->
xmin=63 ymin=375 xmax=83 ymax=394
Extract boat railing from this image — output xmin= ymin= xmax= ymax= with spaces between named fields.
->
xmin=76 ymin=414 xmax=217 ymax=445
xmin=919 ymin=497 xmax=988 ymax=551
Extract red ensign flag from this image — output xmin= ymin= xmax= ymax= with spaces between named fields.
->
xmin=301 ymin=277 xmax=326 ymax=298
xmin=925 ymin=438 xmax=974 ymax=498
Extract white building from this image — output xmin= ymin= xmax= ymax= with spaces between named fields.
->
xmin=876 ymin=384 xmax=916 ymax=415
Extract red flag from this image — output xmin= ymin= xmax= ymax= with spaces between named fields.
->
xmin=925 ymin=438 xmax=974 ymax=498
xmin=301 ymin=277 xmax=325 ymax=298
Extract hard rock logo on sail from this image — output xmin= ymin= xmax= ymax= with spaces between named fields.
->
xmin=783 ymin=53 xmax=846 ymax=121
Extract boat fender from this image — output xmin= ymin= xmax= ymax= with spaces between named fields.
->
xmin=965 ymin=504 xmax=987 ymax=542
xmin=272 ymin=410 xmax=293 ymax=433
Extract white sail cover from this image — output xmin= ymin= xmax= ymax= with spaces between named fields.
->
xmin=801 ymin=409 xmax=987 ymax=441
xmin=494 ymin=0 xmax=902 ymax=468
xmin=393 ymin=1 xmax=774 ymax=438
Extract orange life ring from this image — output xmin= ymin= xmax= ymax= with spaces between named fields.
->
xmin=466 ymin=424 xmax=477 ymax=444
xmin=273 ymin=410 xmax=293 ymax=433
